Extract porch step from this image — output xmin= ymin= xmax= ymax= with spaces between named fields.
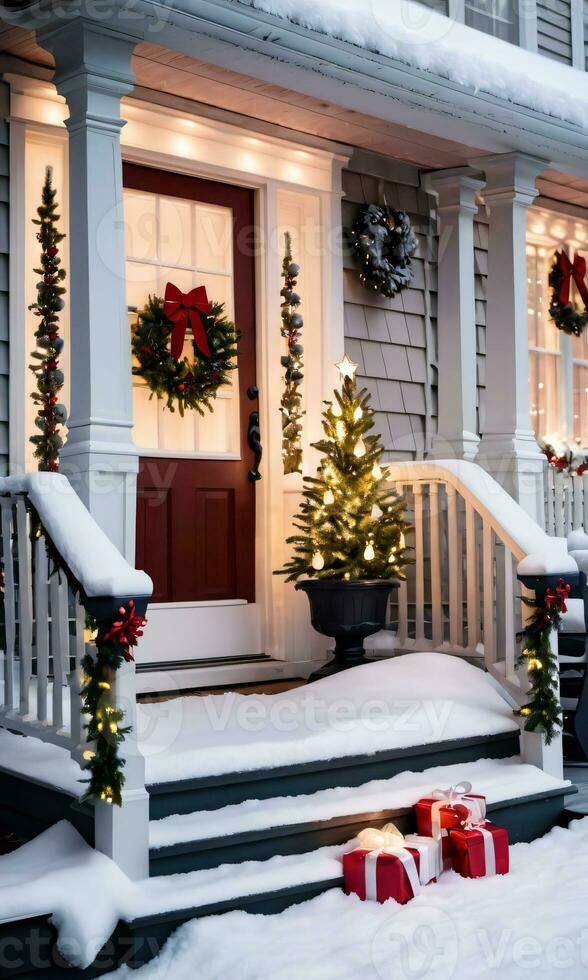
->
xmin=148 ymin=757 xmax=572 ymax=876
xmin=146 ymin=730 xmax=520 ymax=820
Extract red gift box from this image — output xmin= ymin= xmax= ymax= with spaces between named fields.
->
xmin=343 ymin=824 xmax=441 ymax=905
xmin=344 ymin=846 xmax=422 ymax=905
xmin=449 ymin=821 xmax=509 ymax=879
xmin=415 ymin=782 xmax=486 ymax=839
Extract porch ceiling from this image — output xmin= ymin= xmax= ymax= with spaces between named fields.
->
xmin=0 ymin=24 xmax=480 ymax=168
xmin=3 ymin=22 xmax=588 ymax=209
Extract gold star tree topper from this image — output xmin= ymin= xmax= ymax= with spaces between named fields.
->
xmin=336 ymin=355 xmax=358 ymax=380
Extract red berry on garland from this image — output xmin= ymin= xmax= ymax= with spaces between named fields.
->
xmin=47 ymin=246 xmax=58 ymax=258
xmin=178 ymin=383 xmax=185 ymax=392
xmin=48 ymin=459 xmax=58 ymax=472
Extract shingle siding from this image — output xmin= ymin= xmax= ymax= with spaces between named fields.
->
xmin=537 ymin=0 xmax=574 ymax=64
xmin=342 ymin=165 xmax=436 ymax=461
xmin=0 ymin=82 xmax=9 ymax=475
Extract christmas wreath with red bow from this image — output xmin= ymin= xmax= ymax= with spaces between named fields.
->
xmin=131 ymin=282 xmax=239 ymax=416
xmin=549 ymin=250 xmax=588 ymax=337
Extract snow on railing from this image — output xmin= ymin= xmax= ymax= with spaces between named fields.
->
xmin=544 ymin=466 xmax=588 ymax=538
xmin=0 ymin=473 xmax=152 ymax=758
xmin=385 ymin=460 xmax=577 ymax=708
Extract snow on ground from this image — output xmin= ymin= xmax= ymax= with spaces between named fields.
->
xmin=0 ymin=822 xmax=138 ymax=969
xmin=149 ymin=756 xmax=569 ymax=848
xmin=109 ymin=817 xmax=588 ymax=980
xmin=139 ymin=653 xmax=519 ymax=784
xmin=0 ymin=655 xmax=518 ymax=791
xmin=238 ymin=0 xmax=588 ymax=130
xmin=0 ymin=727 xmax=83 ymax=797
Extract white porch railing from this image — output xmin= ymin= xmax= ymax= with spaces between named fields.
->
xmin=0 ymin=472 xmax=152 ymax=878
xmin=386 ymin=460 xmax=576 ymax=776
xmin=544 ymin=466 xmax=588 ymax=537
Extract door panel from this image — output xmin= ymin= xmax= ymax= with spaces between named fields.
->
xmin=124 ymin=164 xmax=257 ymax=604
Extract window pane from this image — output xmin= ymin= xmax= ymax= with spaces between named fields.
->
xmin=574 ymin=365 xmax=588 ymax=447
xmin=529 ymin=351 xmax=561 ymax=441
xmin=464 ymin=0 xmax=518 ymax=42
xmin=527 ymin=245 xmax=559 ymax=352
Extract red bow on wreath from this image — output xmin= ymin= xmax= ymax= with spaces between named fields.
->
xmin=556 ymin=251 xmax=588 ymax=307
xmin=164 ymin=282 xmax=213 ymax=361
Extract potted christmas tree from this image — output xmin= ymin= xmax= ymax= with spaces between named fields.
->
xmin=278 ymin=355 xmax=410 ymax=679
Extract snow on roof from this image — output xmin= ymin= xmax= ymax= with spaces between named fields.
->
xmin=239 ymin=0 xmax=588 ymax=130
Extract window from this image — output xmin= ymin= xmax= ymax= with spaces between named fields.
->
xmin=464 ymin=0 xmax=519 ymax=42
xmin=527 ymin=212 xmax=588 ymax=449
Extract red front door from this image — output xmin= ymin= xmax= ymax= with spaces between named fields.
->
xmin=124 ymin=164 xmax=256 ymax=603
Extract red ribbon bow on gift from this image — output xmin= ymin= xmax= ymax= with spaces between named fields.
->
xmin=556 ymin=251 xmax=588 ymax=307
xmin=544 ymin=578 xmax=571 ymax=615
xmin=164 ymin=282 xmax=213 ymax=361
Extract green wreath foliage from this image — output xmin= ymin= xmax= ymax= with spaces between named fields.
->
xmin=131 ymin=295 xmax=239 ymax=416
xmin=548 ymin=253 xmax=588 ymax=338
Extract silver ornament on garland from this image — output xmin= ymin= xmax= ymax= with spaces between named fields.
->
xmin=349 ymin=204 xmax=417 ymax=299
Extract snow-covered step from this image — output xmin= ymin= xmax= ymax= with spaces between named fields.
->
xmin=148 ymin=757 xmax=573 ymax=876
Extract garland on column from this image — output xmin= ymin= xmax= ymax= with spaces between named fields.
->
xmin=81 ymin=600 xmax=146 ymax=806
xmin=29 ymin=167 xmax=67 ymax=471
xmin=279 ymin=233 xmax=305 ymax=474
xmin=516 ymin=578 xmax=570 ymax=744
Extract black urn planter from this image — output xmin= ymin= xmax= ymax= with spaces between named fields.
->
xmin=296 ymin=578 xmax=399 ymax=682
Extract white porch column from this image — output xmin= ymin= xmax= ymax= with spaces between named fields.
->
xmin=39 ymin=19 xmax=140 ymax=560
xmin=427 ymin=170 xmax=483 ymax=461
xmin=38 ymin=20 xmax=149 ymax=881
xmin=475 ymin=153 xmax=549 ymax=525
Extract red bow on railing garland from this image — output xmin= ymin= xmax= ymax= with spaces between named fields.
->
xmin=164 ymin=282 xmax=213 ymax=361
xmin=544 ymin=579 xmax=571 ymax=616
xmin=555 ymin=250 xmax=588 ymax=307
xmin=101 ymin=599 xmax=147 ymax=663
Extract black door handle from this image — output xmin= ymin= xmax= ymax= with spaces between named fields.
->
xmin=247 ymin=385 xmax=262 ymax=482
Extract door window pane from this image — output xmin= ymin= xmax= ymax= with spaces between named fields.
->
xmin=464 ymin=0 xmax=519 ymax=42
xmin=124 ymin=188 xmax=239 ymax=457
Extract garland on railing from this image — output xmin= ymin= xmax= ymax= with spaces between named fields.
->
xmin=81 ymin=601 xmax=146 ymax=806
xmin=516 ymin=578 xmax=570 ymax=744
xmin=541 ymin=441 xmax=588 ymax=477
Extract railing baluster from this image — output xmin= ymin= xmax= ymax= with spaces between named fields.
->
xmin=583 ymin=474 xmax=588 ymax=532
xmin=430 ymin=483 xmax=443 ymax=646
xmin=414 ymin=484 xmax=425 ymax=644
xmin=49 ymin=568 xmax=68 ymax=731
xmin=69 ymin=598 xmax=86 ymax=750
xmin=573 ymin=474 xmax=583 ymax=531
xmin=564 ymin=476 xmax=573 ymax=535
xmin=15 ymin=498 xmax=33 ymax=718
xmin=554 ymin=472 xmax=565 ymax=537
xmin=545 ymin=466 xmax=555 ymax=536
xmin=482 ymin=521 xmax=495 ymax=667
xmin=0 ymin=498 xmax=16 ymax=712
xmin=447 ymin=486 xmax=462 ymax=647
xmin=34 ymin=536 xmax=50 ymax=723
xmin=502 ymin=547 xmax=516 ymax=682
xmin=465 ymin=500 xmax=479 ymax=651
